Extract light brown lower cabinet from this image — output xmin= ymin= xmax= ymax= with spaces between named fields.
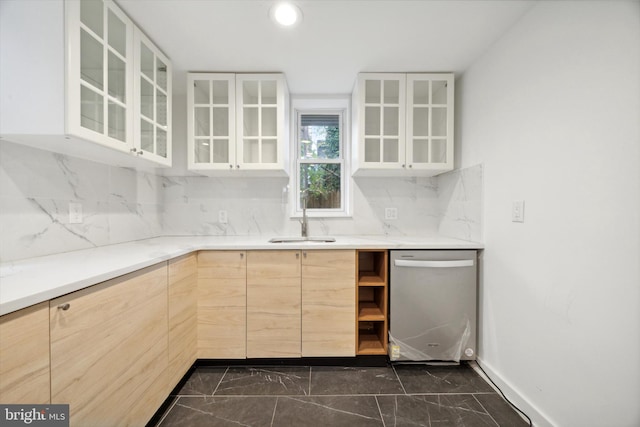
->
xmin=302 ymin=250 xmax=356 ymax=357
xmin=198 ymin=250 xmax=247 ymax=359
xmin=0 ymin=302 xmax=50 ymax=404
xmin=168 ymin=253 xmax=198 ymax=387
xmin=247 ymin=250 xmax=302 ymax=358
xmin=49 ymin=263 xmax=168 ymax=427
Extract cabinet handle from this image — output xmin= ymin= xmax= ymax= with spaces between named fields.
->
xmin=236 ymin=165 xmax=240 ymax=169
xmin=409 ymin=164 xmax=413 ymax=168
xmin=229 ymin=164 xmax=233 ymax=169
xmin=303 ymin=251 xmax=307 ymax=258
xmin=240 ymin=253 xmax=244 ymax=259
xmin=138 ymin=150 xmax=144 ymax=156
xmin=58 ymin=303 xmax=70 ymax=311
xmin=296 ymin=253 xmax=299 ymax=259
xmin=401 ymin=164 xmax=406 ymax=168
xmin=130 ymin=148 xmax=137 ymax=153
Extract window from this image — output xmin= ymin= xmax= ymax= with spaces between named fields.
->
xmin=292 ymin=98 xmax=350 ymax=217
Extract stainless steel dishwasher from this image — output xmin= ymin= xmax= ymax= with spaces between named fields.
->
xmin=389 ymin=250 xmax=477 ymax=362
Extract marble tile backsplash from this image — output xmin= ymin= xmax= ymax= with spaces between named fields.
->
xmin=0 ymin=141 xmax=163 ymax=261
xmin=0 ymin=141 xmax=482 ymax=261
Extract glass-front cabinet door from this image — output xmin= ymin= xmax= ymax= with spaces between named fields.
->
xmin=355 ymin=74 xmax=406 ymax=171
xmin=134 ymin=28 xmax=172 ymax=166
xmin=66 ymin=0 xmax=134 ymax=152
xmin=236 ymin=74 xmax=288 ymax=171
xmin=187 ymin=73 xmax=236 ymax=170
xmin=406 ymin=74 xmax=454 ymax=172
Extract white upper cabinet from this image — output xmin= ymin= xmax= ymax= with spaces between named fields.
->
xmin=134 ymin=28 xmax=172 ymax=166
xmin=0 ymin=0 xmax=172 ymax=168
xmin=187 ymin=73 xmax=289 ymax=175
xmin=352 ymin=73 xmax=454 ymax=176
xmin=187 ymin=73 xmax=236 ymax=171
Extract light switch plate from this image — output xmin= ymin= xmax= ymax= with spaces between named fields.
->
xmin=69 ymin=202 xmax=83 ymax=224
xmin=385 ymin=207 xmax=398 ymax=220
xmin=512 ymin=200 xmax=525 ymax=223
xmin=218 ymin=210 xmax=228 ymax=224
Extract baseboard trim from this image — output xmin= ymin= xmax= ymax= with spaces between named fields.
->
xmin=473 ymin=357 xmax=557 ymax=427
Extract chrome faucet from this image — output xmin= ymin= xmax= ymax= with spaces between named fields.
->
xmin=300 ymin=193 xmax=308 ymax=238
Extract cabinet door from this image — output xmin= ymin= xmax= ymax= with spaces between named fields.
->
xmin=198 ymin=251 xmax=247 ymax=358
xmin=302 ymin=250 xmax=356 ymax=357
xmin=50 ymin=263 xmax=168 ymax=426
xmin=357 ymin=73 xmax=406 ymax=169
xmin=0 ymin=302 xmax=50 ymax=404
xmin=168 ymin=253 xmax=197 ymax=388
xmin=134 ymin=28 xmax=172 ymax=165
xmin=406 ymin=74 xmax=454 ymax=172
xmin=236 ymin=74 xmax=288 ymax=172
xmin=187 ymin=73 xmax=236 ymax=170
xmin=66 ymin=0 xmax=134 ymax=151
xmin=247 ymin=250 xmax=301 ymax=357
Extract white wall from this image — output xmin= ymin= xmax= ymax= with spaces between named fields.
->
xmin=457 ymin=1 xmax=640 ymax=426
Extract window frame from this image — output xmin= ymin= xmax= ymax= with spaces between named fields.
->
xmin=290 ymin=96 xmax=351 ymax=218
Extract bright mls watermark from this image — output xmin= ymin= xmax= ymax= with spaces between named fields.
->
xmin=1 ymin=405 xmax=69 ymax=426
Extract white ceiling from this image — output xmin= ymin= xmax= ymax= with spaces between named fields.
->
xmin=117 ymin=0 xmax=536 ymax=95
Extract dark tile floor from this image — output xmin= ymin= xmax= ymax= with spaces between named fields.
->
xmin=153 ymin=363 xmax=529 ymax=426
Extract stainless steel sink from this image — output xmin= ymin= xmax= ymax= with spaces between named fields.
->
xmin=269 ymin=237 xmax=336 ymax=243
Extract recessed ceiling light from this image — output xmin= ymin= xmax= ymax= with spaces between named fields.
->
xmin=270 ymin=2 xmax=302 ymax=27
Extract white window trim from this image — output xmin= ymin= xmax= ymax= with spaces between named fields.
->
xmin=290 ymin=95 xmax=352 ymax=218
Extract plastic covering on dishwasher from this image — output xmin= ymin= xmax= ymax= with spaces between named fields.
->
xmin=389 ymin=318 xmax=473 ymax=362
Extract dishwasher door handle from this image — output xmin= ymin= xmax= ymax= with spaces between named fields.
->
xmin=394 ymin=259 xmax=475 ymax=268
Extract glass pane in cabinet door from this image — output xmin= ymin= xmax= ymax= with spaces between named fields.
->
xmin=81 ymin=86 xmax=104 ymax=133
xmin=383 ymin=139 xmax=398 ymax=162
xmin=212 ymin=140 xmax=229 ymax=163
xmin=383 ymin=80 xmax=399 ymax=104
xmin=243 ymin=81 xmax=259 ymax=104
xmin=157 ymin=59 xmax=167 ymax=91
xmin=157 ymin=128 xmax=167 ymax=158
xmin=211 ymin=80 xmax=228 ymax=104
xmin=140 ymin=119 xmax=153 ymax=152
xmin=262 ymin=139 xmax=277 ymax=163
xmin=364 ymin=138 xmax=380 ymax=162
xmin=194 ymin=80 xmax=209 ymax=104
xmin=140 ymin=78 xmax=153 ymax=119
xmin=365 ymin=80 xmax=381 ymax=103
xmin=156 ymin=89 xmax=167 ymax=126
xmin=261 ymin=81 xmax=277 ymax=104
xmin=383 ymin=107 xmax=398 ymax=136
xmin=364 ymin=106 xmax=380 ymax=135
xmin=107 ymin=10 xmax=126 ymax=56
xmin=108 ymin=51 xmax=126 ymax=102
xmin=431 ymin=139 xmax=447 ymax=163
xmin=431 ymin=108 xmax=447 ymax=136
xmin=212 ymin=108 xmax=229 ymax=136
xmin=413 ymin=107 xmax=429 ymax=136
xmin=194 ymin=107 xmax=210 ymax=136
xmin=140 ymin=43 xmax=154 ymax=81
xmin=413 ymin=81 xmax=429 ymax=104
xmin=81 ymin=30 xmax=104 ymax=90
xmin=108 ymin=101 xmax=126 ymax=142
xmin=243 ymin=107 xmax=259 ymax=137
xmin=243 ymin=139 xmax=259 ymax=163
xmin=261 ymin=107 xmax=277 ymax=137
xmin=81 ymin=0 xmax=103 ymax=37
xmin=412 ymin=139 xmax=429 ymax=163
xmin=432 ymin=81 xmax=448 ymax=104
xmin=195 ymin=139 xmax=210 ymax=163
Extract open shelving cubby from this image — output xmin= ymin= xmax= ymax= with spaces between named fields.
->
xmin=356 ymin=250 xmax=388 ymax=355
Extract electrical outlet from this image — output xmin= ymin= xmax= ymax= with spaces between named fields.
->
xmin=385 ymin=207 xmax=398 ymax=220
xmin=512 ymin=200 xmax=525 ymax=223
xmin=69 ymin=202 xmax=83 ymax=224
xmin=218 ymin=210 xmax=228 ymax=224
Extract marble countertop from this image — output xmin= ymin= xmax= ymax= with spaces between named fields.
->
xmin=0 ymin=235 xmax=483 ymax=316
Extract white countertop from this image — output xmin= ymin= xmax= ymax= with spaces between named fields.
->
xmin=0 ymin=235 xmax=482 ymax=316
